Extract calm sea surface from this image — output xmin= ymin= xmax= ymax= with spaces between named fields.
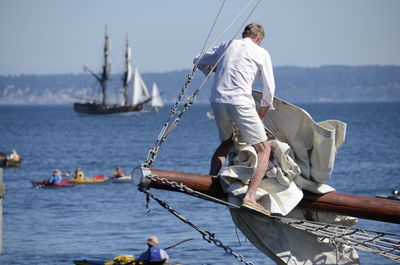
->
xmin=0 ymin=102 xmax=399 ymax=265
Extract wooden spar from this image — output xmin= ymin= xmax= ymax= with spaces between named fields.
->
xmin=134 ymin=167 xmax=400 ymax=224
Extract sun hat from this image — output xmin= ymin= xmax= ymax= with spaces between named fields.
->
xmin=146 ymin=236 xmax=159 ymax=246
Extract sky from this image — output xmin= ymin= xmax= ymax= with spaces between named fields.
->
xmin=0 ymin=0 xmax=399 ymax=75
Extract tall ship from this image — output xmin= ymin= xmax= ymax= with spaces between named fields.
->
xmin=74 ymin=28 xmax=161 ymax=115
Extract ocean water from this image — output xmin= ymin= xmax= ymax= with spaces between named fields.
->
xmin=0 ymin=101 xmax=399 ymax=265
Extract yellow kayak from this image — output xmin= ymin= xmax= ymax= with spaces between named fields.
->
xmin=69 ymin=175 xmax=110 ymax=183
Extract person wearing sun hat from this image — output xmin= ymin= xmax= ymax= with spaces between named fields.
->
xmin=136 ymin=236 xmax=169 ymax=264
xmin=49 ymin=169 xmax=62 ymax=185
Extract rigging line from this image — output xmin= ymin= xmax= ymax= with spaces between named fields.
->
xmin=141 ymin=2 xmax=261 ymax=168
xmin=198 ymin=0 xmax=227 ymax=57
xmin=193 ymin=0 xmax=256 ymax=71
xmin=170 ymin=0 xmax=227 ymax=105
xmin=140 ymin=1 xmax=227 ymax=168
xmin=192 ymin=0 xmax=262 ymax=92
xmin=184 ymin=0 xmax=263 ymax=107
xmin=207 ymin=0 xmax=258 ymax=51
xmin=191 ymin=0 xmax=262 ymax=99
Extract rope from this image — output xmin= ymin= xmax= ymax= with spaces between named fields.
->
xmin=208 ymin=0 xmax=259 ymax=50
xmin=280 ymin=218 xmax=400 ymax=263
xmin=198 ymin=0 xmax=227 ymax=55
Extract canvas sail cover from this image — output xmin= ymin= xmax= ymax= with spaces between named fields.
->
xmin=218 ymin=91 xmax=359 ymax=264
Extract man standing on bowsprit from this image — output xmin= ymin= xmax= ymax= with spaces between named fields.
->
xmin=195 ymin=23 xmax=276 ymax=216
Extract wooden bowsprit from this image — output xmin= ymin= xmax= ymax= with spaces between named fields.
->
xmin=134 ymin=167 xmax=400 ymax=224
xmin=133 ymin=167 xmax=400 ymax=263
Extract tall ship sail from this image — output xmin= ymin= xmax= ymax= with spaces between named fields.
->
xmin=73 ymin=28 xmax=154 ymax=115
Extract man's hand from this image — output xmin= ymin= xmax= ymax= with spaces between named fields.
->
xmin=258 ymin=106 xmax=270 ymax=119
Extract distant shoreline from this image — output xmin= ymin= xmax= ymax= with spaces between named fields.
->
xmin=1 ymin=65 xmax=399 ymax=104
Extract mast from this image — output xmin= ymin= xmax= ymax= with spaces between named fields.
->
xmin=100 ymin=26 xmax=111 ymax=106
xmin=123 ymin=35 xmax=132 ymax=106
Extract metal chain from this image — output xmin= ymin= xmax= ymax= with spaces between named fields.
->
xmin=142 ymin=65 xmax=197 ymax=168
xmin=146 ymin=174 xmax=241 ymax=209
xmin=140 ymin=186 xmax=254 ymax=265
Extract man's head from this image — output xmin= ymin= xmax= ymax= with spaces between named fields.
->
xmin=242 ymin=23 xmax=265 ymax=45
xmin=146 ymin=236 xmax=159 ymax=247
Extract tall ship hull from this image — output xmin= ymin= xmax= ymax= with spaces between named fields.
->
xmin=74 ymin=102 xmax=144 ymax=115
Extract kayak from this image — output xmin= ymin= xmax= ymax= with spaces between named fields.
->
xmin=31 ymin=179 xmax=80 ymax=189
xmin=69 ymin=175 xmax=111 ymax=183
xmin=376 ymin=194 xmax=400 ymax=201
xmin=74 ymin=240 xmax=190 ymax=265
xmin=110 ymin=175 xmax=132 ymax=183
xmin=73 ymin=259 xmax=180 ymax=265
xmin=74 ymin=260 xmax=105 ymax=265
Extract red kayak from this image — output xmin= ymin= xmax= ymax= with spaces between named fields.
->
xmin=31 ymin=179 xmax=80 ymax=188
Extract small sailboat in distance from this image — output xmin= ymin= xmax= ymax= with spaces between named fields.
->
xmin=150 ymin=82 xmax=164 ymax=112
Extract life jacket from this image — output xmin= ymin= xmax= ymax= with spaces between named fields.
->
xmin=148 ymin=246 xmax=163 ymax=261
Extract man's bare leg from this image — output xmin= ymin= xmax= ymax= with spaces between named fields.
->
xmin=209 ymin=137 xmax=233 ymax=176
xmin=243 ymin=140 xmax=271 ymax=203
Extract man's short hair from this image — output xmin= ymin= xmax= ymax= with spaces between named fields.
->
xmin=242 ymin=23 xmax=265 ymax=39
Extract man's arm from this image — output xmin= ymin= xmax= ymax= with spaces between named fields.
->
xmin=259 ymin=51 xmax=276 ymax=110
xmin=194 ymin=41 xmax=229 ymax=75
xmin=160 ymin=249 xmax=169 ymax=261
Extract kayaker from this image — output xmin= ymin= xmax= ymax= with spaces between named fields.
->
xmin=112 ymin=167 xmax=126 ymax=178
xmin=72 ymin=168 xmax=85 ymax=179
xmin=136 ymin=236 xmax=169 ymax=264
xmin=7 ymin=149 xmax=20 ymax=162
xmin=49 ymin=170 xmax=62 ymax=185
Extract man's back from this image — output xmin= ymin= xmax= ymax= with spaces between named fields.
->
xmin=212 ymin=38 xmax=270 ymax=105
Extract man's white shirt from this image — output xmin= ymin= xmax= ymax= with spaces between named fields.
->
xmin=195 ymin=37 xmax=275 ymax=108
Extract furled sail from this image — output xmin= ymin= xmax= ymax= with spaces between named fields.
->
xmin=123 ymin=36 xmax=132 ymax=106
xmin=101 ymin=26 xmax=111 ymax=105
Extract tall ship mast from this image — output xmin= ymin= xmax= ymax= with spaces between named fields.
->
xmin=100 ymin=26 xmax=111 ymax=106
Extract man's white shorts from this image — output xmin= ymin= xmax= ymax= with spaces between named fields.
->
xmin=211 ymin=102 xmax=267 ymax=145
